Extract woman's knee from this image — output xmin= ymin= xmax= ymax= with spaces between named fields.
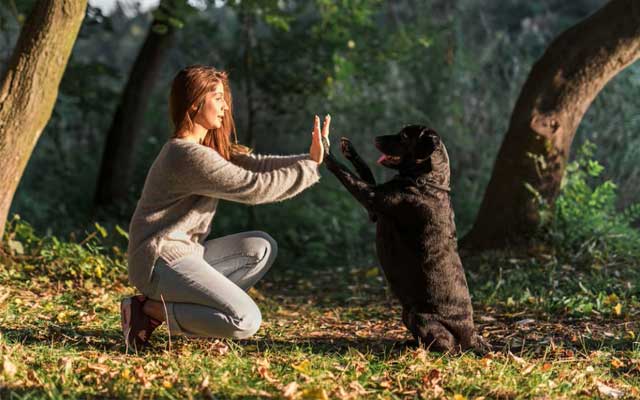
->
xmin=233 ymin=306 xmax=262 ymax=339
xmin=244 ymin=231 xmax=278 ymax=264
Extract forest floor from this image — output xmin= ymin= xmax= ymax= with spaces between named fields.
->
xmin=1 ymin=249 xmax=639 ymax=399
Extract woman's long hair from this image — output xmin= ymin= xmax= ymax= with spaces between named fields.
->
xmin=169 ymin=65 xmax=250 ymax=160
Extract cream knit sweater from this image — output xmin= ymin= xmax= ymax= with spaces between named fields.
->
xmin=127 ymin=138 xmax=321 ymax=291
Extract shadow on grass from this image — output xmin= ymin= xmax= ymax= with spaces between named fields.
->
xmin=2 ymin=320 xmax=636 ymax=358
xmin=244 ymin=336 xmax=406 ymax=357
xmin=0 ymin=325 xmax=123 ymax=352
xmin=0 ymin=386 xmax=276 ymax=400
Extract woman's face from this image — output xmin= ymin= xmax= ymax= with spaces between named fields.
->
xmin=193 ymin=82 xmax=228 ymax=130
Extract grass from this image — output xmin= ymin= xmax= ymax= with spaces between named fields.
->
xmin=1 ymin=242 xmax=640 ymax=399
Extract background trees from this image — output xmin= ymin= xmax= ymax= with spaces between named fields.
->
xmin=462 ymin=0 xmax=640 ymax=250
xmin=0 ymin=0 xmax=638 ymax=264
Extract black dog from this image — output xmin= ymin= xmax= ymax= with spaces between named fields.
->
xmin=322 ymin=125 xmax=486 ymax=353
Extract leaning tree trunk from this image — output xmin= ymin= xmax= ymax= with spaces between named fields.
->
xmin=462 ymin=0 xmax=640 ymax=250
xmin=0 ymin=0 xmax=87 ymax=240
xmin=93 ymin=3 xmax=180 ymax=209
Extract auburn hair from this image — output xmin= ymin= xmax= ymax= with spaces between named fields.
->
xmin=169 ymin=65 xmax=250 ymax=160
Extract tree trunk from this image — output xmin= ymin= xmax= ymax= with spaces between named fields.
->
xmin=0 ymin=0 xmax=87 ymax=240
xmin=93 ymin=4 xmax=179 ymax=209
xmin=462 ymin=0 xmax=640 ymax=250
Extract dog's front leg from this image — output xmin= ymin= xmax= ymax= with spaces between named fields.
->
xmin=339 ymin=137 xmax=377 ymax=222
xmin=322 ymin=145 xmax=378 ymax=216
xmin=339 ymin=137 xmax=376 ymax=185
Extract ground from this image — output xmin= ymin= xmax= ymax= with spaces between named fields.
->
xmin=1 ymin=249 xmax=639 ymax=399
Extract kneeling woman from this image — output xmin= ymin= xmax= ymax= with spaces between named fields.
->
xmin=121 ymin=65 xmax=330 ymax=350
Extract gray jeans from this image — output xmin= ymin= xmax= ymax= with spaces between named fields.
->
xmin=145 ymin=231 xmax=277 ymax=339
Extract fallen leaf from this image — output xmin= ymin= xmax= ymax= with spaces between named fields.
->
xmin=610 ymin=358 xmax=625 ymax=369
xmin=256 ymin=358 xmax=277 ymax=383
xmin=87 ymin=363 xmax=109 ymax=375
xmin=508 ymin=352 xmax=527 ymax=366
xmin=58 ymin=357 xmax=72 ymax=376
xmin=210 ymin=340 xmax=229 ymax=355
xmin=300 ymin=387 xmax=328 ymax=400
xmin=604 ymin=293 xmax=619 ymax=305
xmin=292 ymin=359 xmax=312 ymax=375
xmin=479 ymin=357 xmax=492 ymax=368
xmin=282 ymin=382 xmax=299 ymax=399
xmin=2 ymin=356 xmax=17 ymax=378
xmin=422 ymin=369 xmax=444 ymax=397
xmin=596 ymin=381 xmax=624 ymax=398
xmin=56 ymin=310 xmax=77 ymax=323
xmin=613 ymin=303 xmax=622 ymax=316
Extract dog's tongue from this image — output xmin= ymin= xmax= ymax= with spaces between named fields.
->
xmin=377 ymin=154 xmax=387 ymax=164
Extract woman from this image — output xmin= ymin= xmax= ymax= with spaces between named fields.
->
xmin=121 ymin=65 xmax=330 ymax=350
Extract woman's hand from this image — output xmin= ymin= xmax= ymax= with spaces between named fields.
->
xmin=310 ymin=114 xmax=330 ymax=164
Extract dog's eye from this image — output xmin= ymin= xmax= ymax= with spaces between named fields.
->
xmin=400 ymin=132 xmax=408 ymax=141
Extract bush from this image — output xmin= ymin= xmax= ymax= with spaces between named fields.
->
xmin=1 ymin=215 xmax=128 ymax=286
xmin=545 ymin=141 xmax=640 ymax=265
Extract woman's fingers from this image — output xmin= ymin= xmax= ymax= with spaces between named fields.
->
xmin=322 ymin=114 xmax=331 ymax=139
xmin=314 ymin=115 xmax=320 ymax=137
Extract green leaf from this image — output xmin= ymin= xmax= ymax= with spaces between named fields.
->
xmin=167 ymin=17 xmax=184 ymax=29
xmin=115 ymin=225 xmax=129 ymax=240
xmin=152 ymin=23 xmax=169 ymax=35
xmin=94 ymin=222 xmax=107 ymax=238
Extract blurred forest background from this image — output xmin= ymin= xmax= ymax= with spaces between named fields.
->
xmin=1 ymin=0 xmax=639 ymax=269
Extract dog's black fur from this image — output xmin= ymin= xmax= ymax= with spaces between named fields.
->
xmin=322 ymin=125 xmax=486 ymax=353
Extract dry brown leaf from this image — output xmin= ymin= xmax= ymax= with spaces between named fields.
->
xmin=210 ymin=340 xmax=229 ymax=356
xmin=610 ymin=358 xmax=625 ymax=369
xmin=282 ymin=381 xmax=299 ymax=399
xmin=508 ymin=351 xmax=527 ymax=366
xmin=596 ymin=381 xmax=624 ymax=398
xmin=256 ymin=358 xmax=277 ymax=384
xmin=86 ymin=363 xmax=110 ymax=375
xmin=522 ymin=364 xmax=536 ymax=375
xmin=422 ymin=369 xmax=444 ymax=397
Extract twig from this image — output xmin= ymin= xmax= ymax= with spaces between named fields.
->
xmin=160 ymin=293 xmax=171 ymax=352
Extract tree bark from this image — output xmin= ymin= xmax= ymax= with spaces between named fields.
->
xmin=93 ymin=3 xmax=179 ymax=209
xmin=0 ymin=0 xmax=87 ymax=240
xmin=462 ymin=0 xmax=640 ymax=250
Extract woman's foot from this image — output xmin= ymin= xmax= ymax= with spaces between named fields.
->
xmin=120 ymin=295 xmax=162 ymax=351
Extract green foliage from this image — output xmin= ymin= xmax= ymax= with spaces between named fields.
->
xmin=3 ymin=0 xmax=640 ymax=259
xmin=1 ymin=215 xmax=128 ymax=285
xmin=546 ymin=141 xmax=640 ymax=262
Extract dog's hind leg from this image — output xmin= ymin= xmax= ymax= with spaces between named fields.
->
xmin=411 ymin=313 xmax=459 ymax=353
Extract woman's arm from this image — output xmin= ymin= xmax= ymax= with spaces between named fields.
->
xmin=230 ymin=114 xmax=331 ymax=172
xmin=167 ymin=144 xmax=321 ymax=205
xmin=231 ymin=153 xmax=312 ymax=172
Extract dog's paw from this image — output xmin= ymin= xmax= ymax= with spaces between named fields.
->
xmin=321 ymin=136 xmax=331 ymax=155
xmin=471 ymin=335 xmax=493 ymax=355
xmin=340 ymin=137 xmax=355 ymax=159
